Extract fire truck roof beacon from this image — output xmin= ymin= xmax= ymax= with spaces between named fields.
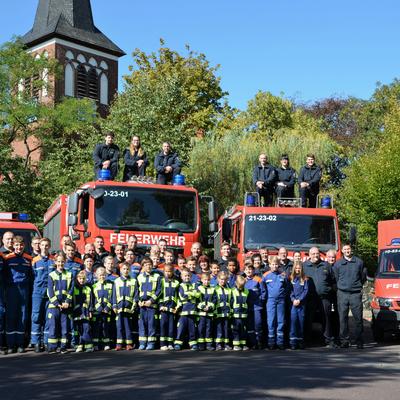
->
xmin=173 ymin=174 xmax=185 ymax=186
xmin=98 ymin=169 xmax=111 ymax=181
xmin=246 ymin=194 xmax=256 ymax=207
xmin=321 ymin=196 xmax=332 ymax=209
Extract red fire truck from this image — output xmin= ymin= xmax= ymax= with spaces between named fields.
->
xmin=0 ymin=212 xmax=41 ymax=253
xmin=370 ymin=220 xmax=400 ymax=341
xmin=43 ymin=178 xmax=212 ymax=256
xmin=213 ymin=194 xmax=341 ymax=266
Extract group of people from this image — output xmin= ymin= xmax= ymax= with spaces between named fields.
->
xmin=0 ymin=230 xmax=367 ymax=355
xmin=93 ymin=132 xmax=181 ymax=184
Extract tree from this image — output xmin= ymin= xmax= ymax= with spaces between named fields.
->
xmin=0 ymin=38 xmax=99 ymax=224
xmin=336 ymin=99 xmax=400 ymax=272
xmin=103 ymin=41 xmax=228 ymax=168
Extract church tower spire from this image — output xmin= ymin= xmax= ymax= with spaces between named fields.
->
xmin=22 ymin=0 xmax=125 ymax=116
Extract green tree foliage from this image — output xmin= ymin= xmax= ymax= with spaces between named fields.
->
xmin=187 ymin=128 xmax=339 ymax=209
xmin=104 ymin=41 xmax=228 ymax=167
xmin=0 ymin=39 xmax=99 ymax=224
xmin=336 ymin=100 xmax=400 ymax=271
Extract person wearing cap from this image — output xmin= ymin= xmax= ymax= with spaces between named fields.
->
xmin=154 ymin=142 xmax=182 ymax=184
xmin=93 ymin=131 xmax=120 ymax=180
xmin=298 ymin=154 xmax=322 ymax=208
xmin=275 ymin=155 xmax=297 ymax=199
xmin=252 ymin=153 xmax=276 ymax=206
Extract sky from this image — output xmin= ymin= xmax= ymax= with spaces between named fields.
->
xmin=1 ymin=0 xmax=399 ymax=110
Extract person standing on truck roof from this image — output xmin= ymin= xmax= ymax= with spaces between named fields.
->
xmin=303 ymin=247 xmax=336 ymax=347
xmin=252 ymin=153 xmax=276 ymax=207
xmin=298 ymin=154 xmax=322 ymax=208
xmin=154 ymin=142 xmax=182 ymax=185
xmin=0 ymin=231 xmax=14 ymax=254
xmin=275 ymin=154 xmax=297 ymax=199
xmin=333 ymin=244 xmax=367 ymax=349
xmin=93 ymin=131 xmax=120 ymax=180
xmin=123 ymin=135 xmax=149 ymax=181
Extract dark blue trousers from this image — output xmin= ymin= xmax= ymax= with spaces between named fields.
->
xmin=74 ymin=320 xmax=93 ymax=347
xmin=116 ymin=312 xmax=133 ymax=345
xmin=267 ymin=297 xmax=286 ymax=346
xmin=290 ymin=304 xmax=305 ymax=345
xmin=139 ymin=307 xmax=157 ymax=345
xmin=0 ymin=284 xmax=5 ymax=348
xmin=232 ymin=318 xmax=247 ymax=346
xmin=93 ymin=314 xmax=111 ymax=346
xmin=31 ymin=292 xmax=49 ymax=346
xmin=6 ymin=283 xmax=30 ymax=348
xmin=198 ymin=316 xmax=213 ymax=344
xmin=47 ymin=308 xmax=71 ymax=350
xmin=160 ymin=311 xmax=175 ymax=346
xmin=175 ymin=315 xmax=197 ymax=346
xmin=215 ymin=317 xmax=230 ymax=344
xmin=247 ymin=308 xmax=263 ymax=347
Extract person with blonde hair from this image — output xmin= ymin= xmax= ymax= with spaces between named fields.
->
xmin=123 ymin=135 xmax=148 ymax=181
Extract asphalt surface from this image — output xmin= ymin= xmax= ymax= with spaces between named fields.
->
xmin=0 ymin=322 xmax=399 ymax=400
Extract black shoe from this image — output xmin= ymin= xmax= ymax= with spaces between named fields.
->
xmin=277 ymin=344 xmax=285 ymax=350
xmin=290 ymin=344 xmax=297 ymax=350
xmin=268 ymin=344 xmax=276 ymax=350
xmin=356 ymin=342 xmax=364 ymax=349
xmin=47 ymin=349 xmax=57 ymax=354
xmin=34 ymin=344 xmax=42 ymax=353
xmin=340 ymin=342 xmax=350 ymax=348
xmin=7 ymin=347 xmax=16 ymax=355
xmin=298 ymin=342 xmax=305 ymax=350
xmin=60 ymin=348 xmax=68 ymax=354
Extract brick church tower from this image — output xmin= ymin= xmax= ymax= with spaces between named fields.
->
xmin=21 ymin=0 xmax=125 ymax=117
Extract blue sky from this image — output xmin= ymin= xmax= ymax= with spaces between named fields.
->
xmin=1 ymin=0 xmax=399 ymax=110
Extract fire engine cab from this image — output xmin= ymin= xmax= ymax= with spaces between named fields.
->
xmin=43 ymin=176 xmax=214 ymax=257
xmin=213 ymin=193 xmax=341 ymax=266
xmin=0 ymin=212 xmax=41 ymax=253
xmin=370 ymin=219 xmax=400 ymax=341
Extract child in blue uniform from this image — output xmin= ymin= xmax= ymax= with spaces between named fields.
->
xmin=263 ymin=256 xmax=289 ymax=350
xmin=174 ymin=269 xmax=200 ymax=351
xmin=244 ymin=262 xmax=266 ymax=349
xmin=113 ymin=262 xmax=138 ymax=351
xmin=73 ymin=271 xmax=94 ymax=352
xmin=83 ymin=254 xmax=96 ymax=285
xmin=31 ymin=237 xmax=55 ymax=352
xmin=214 ymin=271 xmax=232 ymax=351
xmin=186 ymin=256 xmax=200 ymax=284
xmin=210 ymin=261 xmax=220 ymax=287
xmin=47 ymin=253 xmax=74 ymax=354
xmin=197 ymin=272 xmax=216 ymax=351
xmin=92 ymin=267 xmax=113 ymax=350
xmin=137 ymin=257 xmax=162 ymax=350
xmin=4 ymin=236 xmax=33 ymax=354
xmin=227 ymin=258 xmax=239 ymax=288
xmin=231 ymin=275 xmax=250 ymax=351
xmin=289 ymin=261 xmax=308 ymax=350
xmin=159 ymin=265 xmax=179 ymax=350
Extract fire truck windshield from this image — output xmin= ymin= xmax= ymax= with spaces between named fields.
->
xmin=244 ymin=214 xmax=337 ymax=251
xmin=378 ymin=249 xmax=400 ymax=274
xmin=94 ymin=186 xmax=197 ymax=233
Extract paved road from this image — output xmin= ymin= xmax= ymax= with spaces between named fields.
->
xmin=1 ymin=341 xmax=399 ymax=400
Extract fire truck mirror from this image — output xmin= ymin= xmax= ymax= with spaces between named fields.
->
xmin=88 ymin=187 xmax=105 ymax=200
xmin=208 ymin=201 xmax=217 ymax=222
xmin=209 ymin=221 xmax=218 ymax=233
xmin=68 ymin=214 xmax=78 ymax=227
xmin=222 ymin=219 xmax=232 ymax=242
xmin=68 ymin=193 xmax=79 ymax=214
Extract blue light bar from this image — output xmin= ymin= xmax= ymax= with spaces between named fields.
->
xmin=390 ymin=238 xmax=400 ymax=246
xmin=18 ymin=213 xmax=30 ymax=221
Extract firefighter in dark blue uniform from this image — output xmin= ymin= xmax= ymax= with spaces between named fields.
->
xmin=154 ymin=142 xmax=182 ymax=184
xmin=275 ymin=154 xmax=296 ymax=198
xmin=4 ymin=236 xmax=33 ymax=354
xmin=93 ymin=131 xmax=120 ymax=180
xmin=333 ymin=244 xmax=367 ymax=349
xmin=298 ymin=154 xmax=322 ymax=208
xmin=252 ymin=153 xmax=276 ymax=206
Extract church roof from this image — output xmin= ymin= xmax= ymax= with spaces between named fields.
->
xmin=21 ymin=0 xmax=125 ymax=57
